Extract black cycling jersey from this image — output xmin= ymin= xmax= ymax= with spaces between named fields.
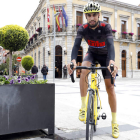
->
xmin=71 ymin=21 xmax=115 ymax=61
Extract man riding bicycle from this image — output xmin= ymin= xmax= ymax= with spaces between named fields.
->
xmin=67 ymin=2 xmax=119 ymax=138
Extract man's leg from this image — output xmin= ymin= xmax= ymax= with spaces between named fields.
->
xmin=104 ymin=79 xmax=119 ymax=138
xmin=79 ymin=61 xmax=91 ymax=121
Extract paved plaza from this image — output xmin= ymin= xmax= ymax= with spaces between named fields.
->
xmin=0 ymin=77 xmax=140 ymax=140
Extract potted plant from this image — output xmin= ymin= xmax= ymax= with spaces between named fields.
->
xmin=129 ymin=32 xmax=134 ymax=36
xmin=76 ymin=24 xmax=82 ymax=27
xmin=21 ymin=55 xmax=38 ymax=80
xmin=0 ymin=25 xmax=55 ymax=135
xmin=0 ymin=25 xmax=29 ymax=78
xmin=122 ymin=31 xmax=128 ymax=34
xmin=0 ymin=75 xmax=54 ymax=135
xmin=36 ymin=27 xmax=42 ymax=32
xmin=112 ymin=29 xmax=117 ymax=33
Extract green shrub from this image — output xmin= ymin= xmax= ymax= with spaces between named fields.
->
xmin=0 ymin=25 xmax=29 ymax=51
xmin=21 ymin=55 xmax=34 ymax=71
xmin=0 ymin=25 xmax=29 ymax=77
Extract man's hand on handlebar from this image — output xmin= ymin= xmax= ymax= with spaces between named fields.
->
xmin=108 ymin=60 xmax=118 ymax=78
xmin=67 ymin=59 xmax=77 ymax=75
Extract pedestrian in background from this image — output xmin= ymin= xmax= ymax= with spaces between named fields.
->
xmin=41 ymin=64 xmax=48 ymax=80
xmin=31 ymin=64 xmax=38 ymax=75
xmin=63 ymin=65 xmax=67 ymax=78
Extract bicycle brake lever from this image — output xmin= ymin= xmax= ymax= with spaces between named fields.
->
xmin=110 ymin=64 xmax=114 ymax=85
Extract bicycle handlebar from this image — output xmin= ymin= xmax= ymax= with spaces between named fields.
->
xmin=70 ymin=62 xmax=114 ymax=85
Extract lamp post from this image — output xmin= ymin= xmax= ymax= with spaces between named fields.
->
xmin=53 ymin=12 xmax=60 ymax=83
xmin=130 ymin=52 xmax=133 ymax=78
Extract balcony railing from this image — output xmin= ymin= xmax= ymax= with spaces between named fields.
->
xmin=48 ymin=25 xmax=67 ymax=33
xmin=135 ymin=35 xmax=140 ymax=41
xmin=72 ymin=25 xmax=79 ymax=32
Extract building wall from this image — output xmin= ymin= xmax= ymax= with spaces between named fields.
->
xmin=23 ymin=0 xmax=140 ymax=79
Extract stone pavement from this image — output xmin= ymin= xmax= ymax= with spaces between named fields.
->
xmin=0 ymin=77 xmax=140 ymax=140
xmin=53 ymin=77 xmax=140 ymax=140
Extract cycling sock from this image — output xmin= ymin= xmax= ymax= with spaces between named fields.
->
xmin=112 ymin=112 xmax=117 ymax=123
xmin=81 ymin=96 xmax=86 ymax=108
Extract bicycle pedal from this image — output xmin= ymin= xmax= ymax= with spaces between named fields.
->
xmin=101 ymin=113 xmax=107 ymax=120
xmin=97 ymin=117 xmax=100 ymax=120
xmin=97 ymin=106 xmax=102 ymax=109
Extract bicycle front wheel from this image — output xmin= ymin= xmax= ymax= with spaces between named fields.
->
xmin=86 ymin=90 xmax=94 ymax=140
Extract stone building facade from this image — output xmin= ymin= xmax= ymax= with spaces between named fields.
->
xmin=23 ymin=0 xmax=140 ymax=79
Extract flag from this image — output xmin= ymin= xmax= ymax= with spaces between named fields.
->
xmin=47 ymin=8 xmax=50 ymax=29
xmin=62 ymin=6 xmax=68 ymax=27
xmin=58 ymin=6 xmax=64 ymax=27
xmin=53 ymin=5 xmax=60 ymax=31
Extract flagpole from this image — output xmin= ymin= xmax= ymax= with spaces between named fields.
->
xmin=53 ymin=12 xmax=60 ymax=83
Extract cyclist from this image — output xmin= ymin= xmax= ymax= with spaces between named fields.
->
xmin=67 ymin=2 xmax=119 ymax=138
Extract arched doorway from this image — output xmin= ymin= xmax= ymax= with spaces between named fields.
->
xmin=122 ymin=50 xmax=126 ymax=77
xmin=55 ymin=45 xmax=62 ymax=78
xmin=76 ymin=46 xmax=83 ymax=78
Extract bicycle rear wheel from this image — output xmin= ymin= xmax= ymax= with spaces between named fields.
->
xmin=86 ymin=90 xmax=94 ymax=140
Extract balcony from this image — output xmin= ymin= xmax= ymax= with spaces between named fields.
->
xmin=72 ymin=25 xmax=79 ymax=33
xmin=48 ymin=25 xmax=67 ymax=33
xmin=135 ymin=35 xmax=140 ymax=41
xmin=118 ymin=33 xmax=134 ymax=42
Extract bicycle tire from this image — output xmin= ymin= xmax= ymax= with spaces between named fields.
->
xmin=86 ymin=90 xmax=94 ymax=140
xmin=94 ymin=90 xmax=98 ymax=132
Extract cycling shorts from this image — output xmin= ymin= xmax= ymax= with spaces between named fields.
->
xmin=83 ymin=51 xmax=111 ymax=79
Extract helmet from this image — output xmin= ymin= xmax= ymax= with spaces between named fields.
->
xmin=83 ymin=2 xmax=101 ymax=13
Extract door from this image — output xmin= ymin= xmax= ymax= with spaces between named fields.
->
xmin=76 ymin=46 xmax=83 ymax=78
xmin=55 ymin=46 xmax=62 ymax=78
xmin=121 ymin=21 xmax=126 ymax=39
xmin=76 ymin=11 xmax=83 ymax=30
xmin=122 ymin=50 xmax=126 ymax=77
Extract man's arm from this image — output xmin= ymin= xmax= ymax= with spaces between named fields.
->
xmin=105 ymin=24 xmax=118 ymax=77
xmin=68 ymin=25 xmax=84 ymax=75
xmin=105 ymin=24 xmax=115 ymax=61
xmin=71 ymin=38 xmax=82 ymax=61
xmin=106 ymin=38 xmax=115 ymax=61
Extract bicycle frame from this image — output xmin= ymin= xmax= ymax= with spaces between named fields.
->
xmin=86 ymin=64 xmax=102 ymax=125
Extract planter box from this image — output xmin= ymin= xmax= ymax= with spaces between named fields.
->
xmin=0 ymin=84 xmax=55 ymax=135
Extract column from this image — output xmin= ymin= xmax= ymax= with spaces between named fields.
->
xmin=115 ymin=8 xmax=118 ymax=39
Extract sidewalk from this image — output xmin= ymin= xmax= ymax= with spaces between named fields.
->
xmin=53 ymin=78 xmax=140 ymax=140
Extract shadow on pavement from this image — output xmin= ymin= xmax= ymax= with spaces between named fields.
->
xmin=0 ymin=130 xmax=67 ymax=140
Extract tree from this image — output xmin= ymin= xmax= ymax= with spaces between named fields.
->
xmin=21 ymin=55 xmax=34 ymax=71
xmin=0 ymin=25 xmax=29 ymax=77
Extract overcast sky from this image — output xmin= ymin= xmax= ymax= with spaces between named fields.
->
xmin=0 ymin=0 xmax=139 ymax=29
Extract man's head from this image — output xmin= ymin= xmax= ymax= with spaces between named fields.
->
xmin=83 ymin=2 xmax=101 ymax=28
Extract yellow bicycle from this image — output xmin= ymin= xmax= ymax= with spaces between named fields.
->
xmin=70 ymin=62 xmax=114 ymax=140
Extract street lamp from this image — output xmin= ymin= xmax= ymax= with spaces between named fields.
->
xmin=53 ymin=12 xmax=60 ymax=83
xmin=130 ymin=52 xmax=133 ymax=78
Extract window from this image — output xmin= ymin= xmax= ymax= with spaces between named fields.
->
xmin=138 ymin=24 xmax=140 ymax=40
xmin=122 ymin=50 xmax=126 ymax=58
xmin=121 ymin=20 xmax=126 ymax=39
xmin=103 ymin=17 xmax=109 ymax=23
xmin=138 ymin=51 xmax=140 ymax=69
xmin=76 ymin=11 xmax=83 ymax=27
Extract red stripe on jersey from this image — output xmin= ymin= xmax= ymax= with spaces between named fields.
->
xmin=83 ymin=24 xmax=88 ymax=29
